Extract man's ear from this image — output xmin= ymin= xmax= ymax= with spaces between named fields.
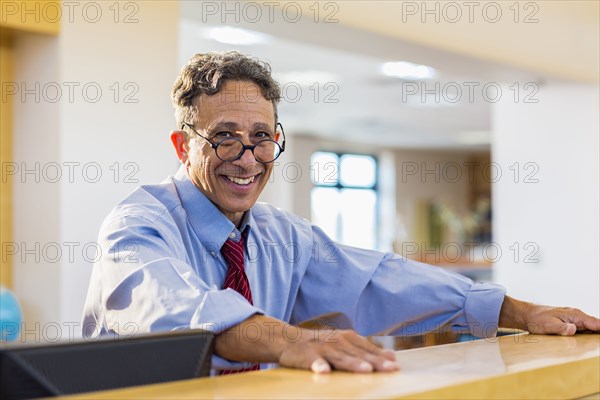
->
xmin=170 ymin=130 xmax=189 ymax=163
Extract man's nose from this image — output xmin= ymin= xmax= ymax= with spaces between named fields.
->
xmin=235 ymin=145 xmax=258 ymax=166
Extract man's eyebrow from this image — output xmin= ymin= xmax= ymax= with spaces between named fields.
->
xmin=210 ymin=122 xmax=273 ymax=132
xmin=252 ymin=122 xmax=273 ymax=132
xmin=210 ymin=121 xmax=239 ymax=131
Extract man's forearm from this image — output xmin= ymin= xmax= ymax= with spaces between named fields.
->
xmin=214 ymin=314 xmax=295 ymax=364
xmin=498 ymin=296 xmax=533 ymax=330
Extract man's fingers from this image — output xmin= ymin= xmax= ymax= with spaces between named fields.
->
xmin=527 ymin=320 xmax=574 ymax=335
xmin=560 ymin=308 xmax=600 ymax=332
xmin=579 ymin=314 xmax=600 ymax=332
xmin=340 ymin=332 xmax=399 ymax=371
xmin=323 ymin=352 xmax=375 ymax=373
xmin=348 ymin=334 xmax=397 ymax=361
xmin=560 ymin=323 xmax=577 ymax=336
xmin=280 ymin=346 xmax=334 ymax=373
xmin=375 ymin=358 xmax=400 ymax=372
xmin=310 ymin=358 xmax=331 ymax=374
xmin=383 ymin=349 xmax=397 ymax=360
xmin=342 ymin=347 xmax=399 ymax=372
xmin=279 ymin=329 xmax=401 ymax=373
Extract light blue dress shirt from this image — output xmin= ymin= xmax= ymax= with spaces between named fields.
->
xmin=82 ymin=166 xmax=506 ymax=368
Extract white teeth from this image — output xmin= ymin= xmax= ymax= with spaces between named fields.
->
xmin=226 ymin=175 xmax=255 ymax=185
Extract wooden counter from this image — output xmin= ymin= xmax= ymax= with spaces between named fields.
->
xmin=71 ymin=334 xmax=599 ymax=400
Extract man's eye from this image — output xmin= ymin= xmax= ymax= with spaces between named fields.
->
xmin=214 ymin=132 xmax=232 ymax=139
xmin=255 ymin=131 xmax=271 ymax=139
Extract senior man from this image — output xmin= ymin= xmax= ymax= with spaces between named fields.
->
xmin=82 ymin=52 xmax=600 ymax=374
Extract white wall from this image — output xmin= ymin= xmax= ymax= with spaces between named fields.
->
xmin=12 ymin=1 xmax=180 ymax=339
xmin=58 ymin=1 xmax=180 ymax=329
xmin=492 ymin=83 xmax=600 ymax=315
xmin=13 ymin=33 xmax=61 ymax=329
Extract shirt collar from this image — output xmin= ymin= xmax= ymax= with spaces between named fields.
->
xmin=172 ymin=166 xmax=252 ymax=249
xmin=238 ymin=208 xmax=252 ymax=237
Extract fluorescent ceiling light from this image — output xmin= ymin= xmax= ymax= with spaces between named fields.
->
xmin=457 ymin=131 xmax=491 ymax=145
xmin=381 ymin=61 xmax=436 ymax=79
xmin=274 ymin=70 xmax=340 ymax=87
xmin=202 ymin=27 xmax=271 ymax=45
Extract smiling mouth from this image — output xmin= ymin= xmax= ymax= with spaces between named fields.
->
xmin=224 ymin=174 xmax=258 ymax=185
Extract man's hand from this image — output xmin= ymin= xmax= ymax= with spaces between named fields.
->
xmin=499 ymin=296 xmax=600 ymax=335
xmin=214 ymin=315 xmax=400 ymax=373
xmin=278 ymin=328 xmax=399 ymax=373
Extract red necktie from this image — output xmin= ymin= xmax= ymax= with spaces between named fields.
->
xmin=222 ymin=233 xmax=254 ymax=304
xmin=220 ymin=232 xmax=260 ymax=374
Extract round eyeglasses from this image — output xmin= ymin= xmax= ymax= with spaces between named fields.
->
xmin=182 ymin=122 xmax=286 ymax=164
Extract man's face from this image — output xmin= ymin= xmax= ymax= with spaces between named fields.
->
xmin=178 ymin=81 xmax=276 ymax=226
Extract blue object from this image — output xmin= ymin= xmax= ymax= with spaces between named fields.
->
xmin=457 ymin=333 xmax=480 ymax=342
xmin=0 ymin=286 xmax=22 ymax=342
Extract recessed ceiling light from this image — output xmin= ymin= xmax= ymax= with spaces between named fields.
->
xmin=381 ymin=61 xmax=436 ymax=80
xmin=457 ymin=131 xmax=491 ymax=145
xmin=202 ymin=26 xmax=271 ymax=45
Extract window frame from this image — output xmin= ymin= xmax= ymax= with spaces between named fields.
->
xmin=310 ymin=151 xmax=380 ymax=249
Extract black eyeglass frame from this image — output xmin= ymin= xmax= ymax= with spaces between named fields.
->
xmin=181 ymin=122 xmax=286 ymax=164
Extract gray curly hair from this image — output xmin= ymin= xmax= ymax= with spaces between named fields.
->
xmin=171 ymin=51 xmax=281 ymax=131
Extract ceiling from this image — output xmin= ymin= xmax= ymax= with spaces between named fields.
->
xmin=179 ymin=1 xmax=598 ymax=150
xmin=273 ymin=0 xmax=600 ymax=85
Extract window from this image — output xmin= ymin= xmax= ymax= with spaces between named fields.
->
xmin=310 ymin=152 xmax=378 ymax=249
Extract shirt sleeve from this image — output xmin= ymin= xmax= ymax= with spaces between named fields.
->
xmin=82 ymin=211 xmax=262 ymax=342
xmin=290 ymin=225 xmax=506 ymax=338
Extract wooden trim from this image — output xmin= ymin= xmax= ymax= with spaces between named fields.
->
xmin=0 ymin=0 xmax=60 ymax=35
xmin=0 ymin=27 xmax=13 ymax=288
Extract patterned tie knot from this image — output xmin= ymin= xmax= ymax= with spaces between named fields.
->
xmin=222 ymin=236 xmax=244 ymax=267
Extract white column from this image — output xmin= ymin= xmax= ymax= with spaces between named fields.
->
xmin=12 ymin=1 xmax=180 ymax=339
xmin=492 ymin=83 xmax=599 ymax=315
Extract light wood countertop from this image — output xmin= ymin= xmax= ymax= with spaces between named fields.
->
xmin=70 ymin=333 xmax=599 ymax=400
